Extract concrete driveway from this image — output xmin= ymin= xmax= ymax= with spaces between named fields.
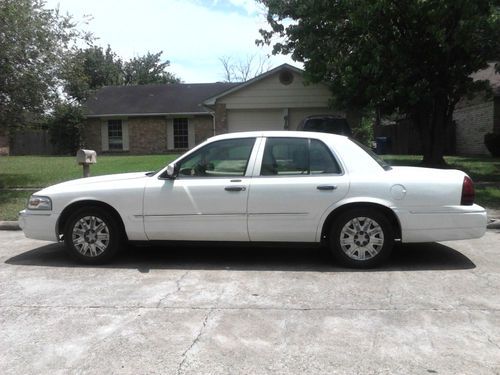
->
xmin=0 ymin=230 xmax=499 ymax=375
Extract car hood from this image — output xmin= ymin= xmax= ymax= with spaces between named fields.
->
xmin=36 ymin=172 xmax=151 ymax=195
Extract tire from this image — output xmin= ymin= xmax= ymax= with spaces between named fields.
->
xmin=64 ymin=207 xmax=122 ymax=264
xmin=329 ymin=208 xmax=394 ymax=268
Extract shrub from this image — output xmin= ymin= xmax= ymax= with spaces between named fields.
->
xmin=47 ymin=103 xmax=83 ymax=155
xmin=484 ymin=133 xmax=500 ymax=157
xmin=352 ymin=116 xmax=374 ymax=147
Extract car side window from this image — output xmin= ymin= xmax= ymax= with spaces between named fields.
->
xmin=310 ymin=139 xmax=341 ymax=174
xmin=260 ymin=138 xmax=341 ymax=176
xmin=177 ymin=138 xmax=255 ymax=177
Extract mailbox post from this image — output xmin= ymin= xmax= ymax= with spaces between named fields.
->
xmin=76 ymin=149 xmax=97 ymax=177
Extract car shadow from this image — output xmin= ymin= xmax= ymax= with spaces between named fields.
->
xmin=5 ymin=241 xmax=476 ymax=273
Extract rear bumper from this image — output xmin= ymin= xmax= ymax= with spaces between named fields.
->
xmin=396 ymin=204 xmax=487 ymax=243
xmin=18 ymin=209 xmax=59 ymax=242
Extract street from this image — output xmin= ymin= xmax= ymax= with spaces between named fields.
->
xmin=0 ymin=229 xmax=499 ymax=374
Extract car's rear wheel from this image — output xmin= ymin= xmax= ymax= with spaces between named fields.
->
xmin=329 ymin=208 xmax=394 ymax=268
xmin=64 ymin=207 xmax=122 ymax=264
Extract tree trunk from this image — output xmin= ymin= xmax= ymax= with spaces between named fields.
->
xmin=416 ymin=97 xmax=450 ymax=168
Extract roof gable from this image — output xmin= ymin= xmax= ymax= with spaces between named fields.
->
xmin=203 ymin=64 xmax=305 ymax=106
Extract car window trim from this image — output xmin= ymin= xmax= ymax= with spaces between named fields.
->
xmin=170 ymin=137 xmax=259 ymax=180
xmin=253 ymin=136 xmax=345 ymax=177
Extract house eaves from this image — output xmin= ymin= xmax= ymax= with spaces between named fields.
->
xmin=85 ymin=111 xmax=210 ymax=118
xmin=202 ymin=63 xmax=304 ymax=107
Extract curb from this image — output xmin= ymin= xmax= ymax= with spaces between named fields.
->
xmin=488 ymin=219 xmax=500 ymax=230
xmin=0 ymin=221 xmax=21 ymax=231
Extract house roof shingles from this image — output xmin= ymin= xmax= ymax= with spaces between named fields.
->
xmin=84 ymin=82 xmax=239 ymax=117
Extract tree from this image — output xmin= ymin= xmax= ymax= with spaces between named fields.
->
xmin=123 ymin=51 xmax=180 ymax=85
xmin=258 ymin=0 xmax=500 ymax=165
xmin=63 ymin=45 xmax=123 ymax=102
xmin=0 ymin=0 xmax=91 ymax=133
xmin=46 ymin=101 xmax=83 ymax=154
xmin=219 ymin=54 xmax=272 ymax=82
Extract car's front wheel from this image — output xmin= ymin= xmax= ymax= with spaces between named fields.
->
xmin=329 ymin=208 xmax=394 ymax=268
xmin=64 ymin=207 xmax=122 ymax=264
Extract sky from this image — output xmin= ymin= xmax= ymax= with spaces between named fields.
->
xmin=43 ymin=0 xmax=301 ymax=83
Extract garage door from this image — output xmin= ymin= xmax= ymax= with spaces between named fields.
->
xmin=227 ymin=109 xmax=285 ymax=133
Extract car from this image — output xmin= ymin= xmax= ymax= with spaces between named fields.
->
xmin=19 ymin=131 xmax=487 ymax=268
xmin=297 ymin=115 xmax=352 ymax=137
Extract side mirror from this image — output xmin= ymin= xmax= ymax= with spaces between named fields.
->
xmin=165 ymin=163 xmax=179 ymax=179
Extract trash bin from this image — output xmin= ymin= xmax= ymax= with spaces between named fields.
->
xmin=375 ymin=137 xmax=390 ymax=155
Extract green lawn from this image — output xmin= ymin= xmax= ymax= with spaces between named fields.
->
xmin=0 ymin=154 xmax=178 ymax=189
xmin=0 ymin=154 xmax=178 ymax=221
xmin=1 ymin=153 xmax=499 ymax=221
xmin=0 ymin=190 xmax=38 ymax=221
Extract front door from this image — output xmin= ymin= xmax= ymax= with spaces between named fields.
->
xmin=143 ymin=137 xmax=258 ymax=241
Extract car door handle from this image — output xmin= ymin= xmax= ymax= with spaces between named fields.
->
xmin=317 ymin=185 xmax=337 ymax=191
xmin=225 ymin=186 xmax=246 ymax=192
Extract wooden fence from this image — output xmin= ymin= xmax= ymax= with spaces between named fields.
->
xmin=10 ymin=129 xmax=54 ymax=155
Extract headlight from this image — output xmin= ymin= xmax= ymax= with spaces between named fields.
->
xmin=27 ymin=195 xmax=52 ymax=210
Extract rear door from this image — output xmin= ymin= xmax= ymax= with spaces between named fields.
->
xmin=247 ymin=136 xmax=349 ymax=242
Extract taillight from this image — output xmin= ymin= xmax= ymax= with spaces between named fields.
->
xmin=461 ymin=176 xmax=475 ymax=205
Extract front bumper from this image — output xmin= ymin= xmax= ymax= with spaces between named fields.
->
xmin=396 ymin=204 xmax=487 ymax=243
xmin=18 ymin=209 xmax=59 ymax=242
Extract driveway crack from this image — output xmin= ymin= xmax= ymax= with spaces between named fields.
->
xmin=176 ymin=308 xmax=214 ymax=375
xmin=156 ymin=271 xmax=189 ymax=308
xmin=467 ymin=311 xmax=500 ymax=351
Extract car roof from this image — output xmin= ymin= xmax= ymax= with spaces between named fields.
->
xmin=207 ymin=130 xmax=348 ymax=142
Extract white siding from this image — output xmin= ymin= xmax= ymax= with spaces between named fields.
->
xmin=100 ymin=121 xmax=109 ymax=151
xmin=166 ymin=118 xmax=174 ymax=150
xmin=188 ymin=120 xmax=195 ymax=148
xmin=220 ymin=70 xmax=332 ymax=109
xmin=227 ymin=109 xmax=285 ymax=132
xmin=122 ymin=120 xmax=129 ymax=151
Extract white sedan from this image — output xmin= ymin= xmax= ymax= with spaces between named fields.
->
xmin=19 ymin=131 xmax=487 ymax=268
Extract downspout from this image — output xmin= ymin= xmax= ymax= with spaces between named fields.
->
xmin=211 ymin=111 xmax=216 ymax=136
xmin=201 ymin=103 xmax=216 ymax=136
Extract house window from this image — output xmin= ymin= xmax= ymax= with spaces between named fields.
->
xmin=108 ymin=120 xmax=123 ymax=150
xmin=173 ymin=118 xmax=189 ymax=149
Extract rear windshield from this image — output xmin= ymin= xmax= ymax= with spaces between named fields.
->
xmin=350 ymin=139 xmax=392 ymax=171
xmin=304 ymin=118 xmax=351 ymax=136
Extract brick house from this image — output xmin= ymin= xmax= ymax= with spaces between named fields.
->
xmin=374 ymin=63 xmax=500 ymax=156
xmin=453 ymin=63 xmax=500 ymax=155
xmin=83 ymin=64 xmax=359 ymax=154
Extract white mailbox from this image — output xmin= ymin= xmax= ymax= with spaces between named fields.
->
xmin=76 ymin=149 xmax=96 ymax=177
xmin=76 ymin=149 xmax=97 ymax=165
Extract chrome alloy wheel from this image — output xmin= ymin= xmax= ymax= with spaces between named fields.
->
xmin=339 ymin=216 xmax=385 ymax=261
xmin=71 ymin=216 xmax=110 ymax=257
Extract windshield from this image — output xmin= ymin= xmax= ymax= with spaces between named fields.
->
xmin=350 ymin=139 xmax=392 ymax=171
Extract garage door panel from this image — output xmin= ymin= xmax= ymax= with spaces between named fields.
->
xmin=228 ymin=110 xmax=284 ymax=132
